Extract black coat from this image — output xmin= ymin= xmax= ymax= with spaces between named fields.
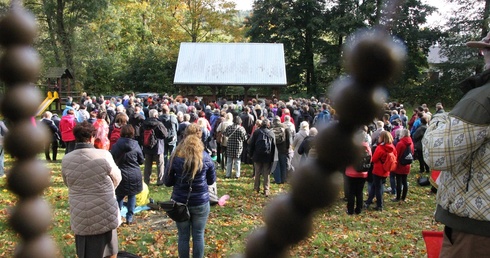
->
xmin=248 ymin=128 xmax=276 ymax=163
xmin=111 ymin=137 xmax=144 ymax=196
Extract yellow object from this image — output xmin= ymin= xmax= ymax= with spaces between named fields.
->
xmin=136 ymin=182 xmax=149 ymax=206
xmin=36 ymin=91 xmax=59 ymax=117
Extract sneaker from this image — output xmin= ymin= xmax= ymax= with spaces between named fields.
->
xmin=373 ymin=206 xmax=383 ymax=211
xmin=384 ymin=187 xmax=392 ymax=193
xmin=391 ymin=198 xmax=400 ymax=202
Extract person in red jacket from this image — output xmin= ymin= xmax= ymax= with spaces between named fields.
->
xmin=392 ymin=129 xmax=414 ymax=202
xmin=60 ymin=109 xmax=77 ymax=154
xmin=345 ymin=130 xmax=372 ymax=215
xmin=365 ymin=131 xmax=397 ymax=211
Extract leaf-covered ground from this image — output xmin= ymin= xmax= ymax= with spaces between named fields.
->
xmin=0 ymin=153 xmax=442 ymax=257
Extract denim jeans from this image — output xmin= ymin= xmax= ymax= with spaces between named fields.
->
xmin=117 ymin=195 xmax=136 ymax=222
xmin=389 ymin=172 xmax=396 ymax=195
xmin=0 ymin=145 xmax=4 ymax=177
xmin=176 ymin=202 xmax=210 ymax=258
xmin=273 ymin=153 xmax=288 ymax=184
xmin=366 ymin=175 xmax=386 ymax=208
xmin=226 ymin=157 xmax=241 ymax=178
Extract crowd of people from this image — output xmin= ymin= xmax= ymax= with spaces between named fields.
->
xmin=38 ymin=91 xmax=441 ymax=257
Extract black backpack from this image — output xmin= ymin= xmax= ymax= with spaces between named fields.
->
xmin=354 ymin=147 xmax=372 ymax=172
xmin=399 ymin=144 xmax=414 ymax=165
xmin=255 ymin=130 xmax=273 ymax=155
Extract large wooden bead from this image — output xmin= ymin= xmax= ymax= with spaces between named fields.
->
xmin=290 ymin=162 xmax=342 ymax=210
xmin=264 ymin=194 xmax=313 ymax=246
xmin=13 ymin=235 xmax=58 ymax=258
xmin=9 ymin=197 xmax=52 ymax=240
xmin=0 ymin=7 xmax=37 ymax=47
xmin=0 ymin=84 xmax=42 ymax=121
xmin=329 ymin=77 xmax=385 ymax=127
xmin=315 ymin=124 xmax=359 ymax=171
xmin=0 ymin=46 xmax=40 ymax=84
xmin=4 ymin=120 xmax=49 ymax=159
xmin=8 ymin=159 xmax=51 ymax=197
xmin=245 ymin=228 xmax=287 ymax=258
xmin=344 ymin=29 xmax=406 ymax=85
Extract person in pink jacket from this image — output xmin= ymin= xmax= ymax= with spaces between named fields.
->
xmin=392 ymin=129 xmax=414 ymax=202
xmin=60 ymin=109 xmax=77 ymax=154
xmin=365 ymin=131 xmax=397 ymax=211
xmin=345 ymin=130 xmax=372 ymax=215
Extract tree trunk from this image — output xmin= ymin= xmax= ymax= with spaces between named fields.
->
xmin=56 ymin=0 xmax=74 ymax=76
xmin=42 ymin=0 xmax=62 ymax=65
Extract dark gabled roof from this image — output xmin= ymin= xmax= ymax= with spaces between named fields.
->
xmin=45 ymin=67 xmax=73 ymax=79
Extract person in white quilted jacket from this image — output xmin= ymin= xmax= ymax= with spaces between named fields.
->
xmin=423 ymin=32 xmax=490 ymax=257
xmin=62 ymin=121 xmax=122 ymax=258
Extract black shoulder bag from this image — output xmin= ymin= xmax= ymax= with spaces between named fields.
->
xmin=160 ymin=183 xmax=192 ymax=222
xmin=159 ymin=155 xmax=194 ymax=222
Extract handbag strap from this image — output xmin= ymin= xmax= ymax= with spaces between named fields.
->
xmin=169 ymin=152 xmax=194 ymax=205
xmin=228 ymin=126 xmax=239 ymax=137
xmin=185 ymin=178 xmax=194 ymax=205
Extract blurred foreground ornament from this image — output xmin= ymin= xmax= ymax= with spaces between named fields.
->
xmin=0 ymin=1 xmax=57 ymax=257
xmin=242 ymin=0 xmax=407 ymax=257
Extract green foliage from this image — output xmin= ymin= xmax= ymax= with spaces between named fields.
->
xmin=121 ymin=45 xmax=177 ymax=94
xmin=247 ymin=0 xmax=328 ymax=96
xmin=246 ymin=0 xmax=442 ymax=101
xmin=433 ymin=0 xmax=488 ymax=107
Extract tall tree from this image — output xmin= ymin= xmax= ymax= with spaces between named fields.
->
xmin=246 ymin=0 xmax=327 ymax=95
xmin=436 ymin=0 xmax=489 ymax=106
xmin=319 ymin=0 xmax=369 ymax=93
xmin=32 ymin=0 xmax=110 ymax=77
xmin=167 ymin=0 xmax=241 ymax=42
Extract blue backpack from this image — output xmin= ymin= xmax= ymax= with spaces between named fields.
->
xmin=316 ymin=110 xmax=331 ymax=125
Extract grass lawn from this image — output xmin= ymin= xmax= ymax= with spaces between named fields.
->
xmin=0 ymin=151 xmax=442 ymax=257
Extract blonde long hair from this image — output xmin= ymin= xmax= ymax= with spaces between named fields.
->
xmin=173 ymin=123 xmax=204 ymax=179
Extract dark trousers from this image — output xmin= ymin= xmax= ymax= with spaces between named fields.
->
xmin=347 ymin=177 xmax=366 ymax=214
xmin=241 ymin=140 xmax=252 ymax=164
xmin=64 ymin=141 xmax=76 ymax=154
xmin=416 ymin=149 xmax=430 ymax=172
xmin=164 ymin=143 xmax=176 ymax=169
xmin=395 ymin=174 xmax=408 ymax=200
xmin=45 ymin=140 xmax=59 ymax=161
xmin=216 ymin=143 xmax=222 ymax=164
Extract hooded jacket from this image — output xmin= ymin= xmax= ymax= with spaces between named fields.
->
xmin=111 ymin=137 xmax=144 ymax=196
xmin=394 ymin=136 xmax=414 ymax=175
xmin=60 ymin=114 xmax=76 ymax=142
xmin=371 ymin=143 xmax=397 ymax=178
